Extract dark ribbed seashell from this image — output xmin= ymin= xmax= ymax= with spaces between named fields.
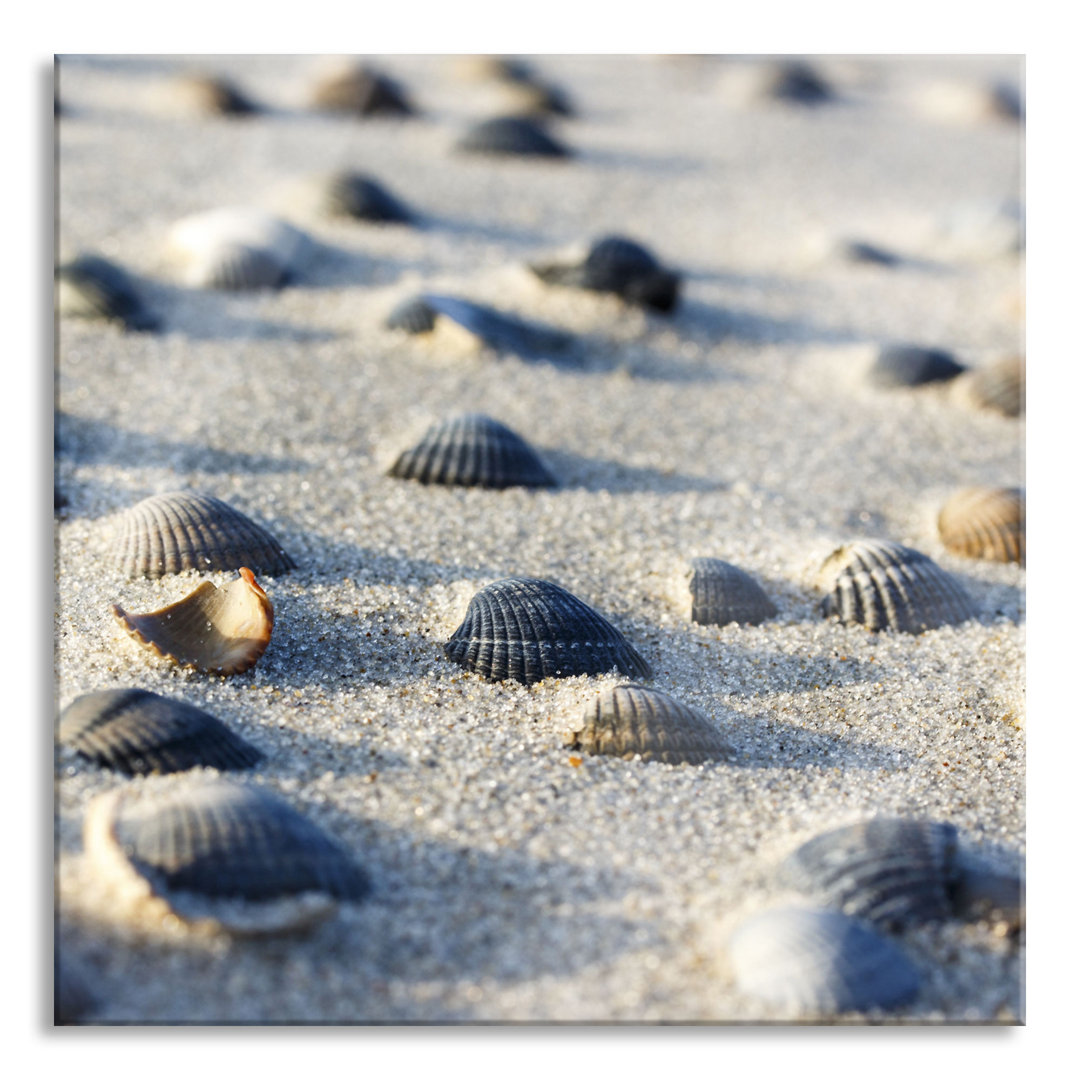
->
xmin=59 ymin=688 xmax=264 ymax=775
xmin=388 ymin=413 xmax=556 ymax=489
xmin=445 ymin=577 xmax=651 ymax=685
xmin=530 ymin=236 xmax=681 ymax=313
xmin=498 ymin=78 xmax=575 ymax=118
xmin=456 ymin=115 xmax=570 ymax=158
xmin=386 ymin=295 xmax=438 ymax=334
xmin=56 ymin=255 xmax=160 ymax=332
xmin=55 ymin=953 xmax=99 ymax=1024
xmin=956 ymin=355 xmax=1025 ymax=417
xmin=314 ymin=172 xmax=414 ymax=223
xmin=171 ymin=73 xmax=259 ymax=116
xmin=819 ymin=540 xmax=978 ymax=634
xmin=869 ymin=345 xmax=967 ymax=388
xmin=309 ymin=64 xmax=414 ymax=117
xmin=113 ymin=490 xmax=296 ymax=579
xmin=727 ymin=907 xmax=920 ymax=1014
xmin=757 ymin=60 xmax=834 ymax=104
xmin=568 ymin=683 xmax=734 ymax=764
xmin=938 ymin=487 xmax=1025 ymax=565
xmin=688 ymin=557 xmax=776 ymax=626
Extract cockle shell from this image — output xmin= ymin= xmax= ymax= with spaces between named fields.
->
xmin=112 ymin=567 xmax=274 ymax=676
xmin=938 ymin=487 xmax=1025 ymax=565
xmin=913 ymin=79 xmax=1024 ymax=125
xmin=567 ymin=683 xmax=735 ymax=764
xmin=777 ymin=818 xmax=1025 ymax=930
xmin=837 ymin=239 xmax=900 ymax=267
xmin=388 ymin=413 xmax=556 ymax=489
xmin=83 ymin=778 xmax=370 ymax=935
xmin=299 ymin=171 xmax=414 ymax=223
xmin=687 ymin=557 xmax=777 ymax=626
xmin=455 ymin=115 xmax=570 ymax=158
xmin=818 ymin=540 xmax=978 ymax=634
xmin=953 ymin=355 xmax=1025 ymax=418
xmin=529 ymin=236 xmax=681 ymax=313
xmin=445 ymin=577 xmax=651 ymax=685
xmin=453 ymin=56 xmax=536 ymax=84
xmin=727 ymin=906 xmax=920 ymax=1015
xmin=112 ymin=490 xmax=296 ymax=579
xmin=56 ymin=255 xmax=160 ymax=331
xmin=308 ymin=62 xmax=414 ymax=116
xmin=168 ymin=73 xmax=259 ymax=116
xmin=868 ymin=345 xmax=966 ymax=389
xmin=496 ymin=79 xmax=575 ymax=118
xmin=59 ymin=688 xmax=264 ymax=775
xmin=167 ymin=208 xmax=310 ymax=290
xmin=722 ymin=59 xmax=835 ymax=106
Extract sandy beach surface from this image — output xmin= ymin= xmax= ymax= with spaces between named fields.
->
xmin=52 ymin=52 xmax=1025 ymax=1027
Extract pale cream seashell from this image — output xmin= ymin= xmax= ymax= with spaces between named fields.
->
xmin=938 ymin=487 xmax=1025 ymax=565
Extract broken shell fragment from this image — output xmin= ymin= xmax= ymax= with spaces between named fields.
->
xmin=455 ymin=115 xmax=570 ymax=158
xmin=83 ymin=778 xmax=370 ymax=935
xmin=568 ymin=683 xmax=735 ymax=764
xmin=388 ymin=413 xmax=556 ymax=489
xmin=59 ymin=688 xmax=264 ymax=775
xmin=308 ymin=63 xmax=414 ymax=116
xmin=868 ymin=345 xmax=966 ymax=388
xmin=938 ymin=487 xmax=1025 ymax=565
xmin=112 ymin=490 xmax=296 ymax=579
xmin=445 ymin=577 xmax=651 ymax=685
xmin=688 ymin=557 xmax=777 ymax=626
xmin=56 ymin=255 xmax=160 ymax=332
xmin=112 ymin=567 xmax=274 ymax=676
xmin=818 ymin=539 xmax=978 ymax=633
xmin=952 ymin=355 xmax=1025 ymax=417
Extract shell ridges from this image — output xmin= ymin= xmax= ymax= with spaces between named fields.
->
xmin=938 ymin=486 xmax=1025 ymax=565
xmin=688 ymin=557 xmax=776 ymax=626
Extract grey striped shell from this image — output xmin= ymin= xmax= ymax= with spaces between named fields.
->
xmin=309 ymin=64 xmax=414 ymax=117
xmin=568 ymin=683 xmax=735 ymax=764
xmin=445 ymin=577 xmax=651 ymax=685
xmin=59 ymin=688 xmax=264 ymax=775
xmin=113 ymin=490 xmax=296 ymax=579
xmin=955 ymin=355 xmax=1025 ymax=417
xmin=56 ymin=255 xmax=160 ymax=331
xmin=938 ymin=487 xmax=1025 ymax=565
xmin=305 ymin=171 xmax=414 ymax=223
xmin=112 ymin=567 xmax=274 ymax=676
xmin=727 ymin=907 xmax=920 ymax=1015
xmin=818 ymin=540 xmax=978 ymax=633
xmin=169 ymin=73 xmax=259 ymax=116
xmin=868 ymin=345 xmax=966 ymax=388
xmin=455 ymin=115 xmax=570 ymax=158
xmin=688 ymin=557 xmax=776 ymax=626
xmin=55 ymin=953 xmax=99 ymax=1024
xmin=754 ymin=60 xmax=834 ymax=104
xmin=167 ymin=208 xmax=310 ymax=290
xmin=530 ymin=236 xmax=681 ymax=313
xmin=388 ymin=413 xmax=556 ymax=489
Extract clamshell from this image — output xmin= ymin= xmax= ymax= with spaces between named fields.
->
xmin=568 ymin=683 xmax=735 ymax=764
xmin=938 ymin=487 xmax=1025 ymax=565
xmin=687 ymin=557 xmax=776 ymax=626
xmin=112 ymin=490 xmax=296 ymax=579
xmin=818 ymin=539 xmax=977 ymax=634
xmin=445 ymin=577 xmax=651 ymax=685
xmin=455 ymin=115 xmax=570 ymax=158
xmin=302 ymin=171 xmax=414 ymax=223
xmin=868 ymin=345 xmax=967 ymax=388
xmin=953 ymin=355 xmax=1025 ymax=417
xmin=168 ymin=73 xmax=259 ymax=116
xmin=59 ymin=688 xmax=264 ymax=775
xmin=112 ymin=567 xmax=274 ymax=676
xmin=308 ymin=63 xmax=414 ymax=116
xmin=388 ymin=413 xmax=556 ymax=489
xmin=56 ymin=255 xmax=160 ymax=331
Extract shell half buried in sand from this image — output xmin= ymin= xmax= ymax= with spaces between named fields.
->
xmin=817 ymin=539 xmax=978 ymax=634
xmin=56 ymin=254 xmax=160 ymax=332
xmin=687 ymin=557 xmax=776 ymax=626
xmin=455 ymin=115 xmax=570 ymax=158
xmin=83 ymin=778 xmax=370 ymax=936
xmin=952 ymin=354 xmax=1025 ymax=418
xmin=567 ymin=683 xmax=735 ymax=765
xmin=308 ymin=62 xmax=414 ymax=117
xmin=112 ymin=567 xmax=274 ymax=676
xmin=938 ymin=486 xmax=1025 ymax=565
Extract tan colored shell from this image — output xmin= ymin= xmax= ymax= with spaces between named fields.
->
xmin=567 ymin=683 xmax=735 ymax=765
xmin=112 ymin=567 xmax=274 ymax=676
xmin=952 ymin=355 xmax=1025 ymax=418
xmin=938 ymin=487 xmax=1025 ymax=565
xmin=167 ymin=73 xmax=259 ymax=116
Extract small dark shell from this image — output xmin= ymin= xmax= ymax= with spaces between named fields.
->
xmin=309 ymin=64 xmax=414 ymax=116
xmin=569 ymin=683 xmax=735 ymax=764
xmin=315 ymin=172 xmax=414 ymax=223
xmin=388 ymin=413 xmax=556 ymax=489
xmin=455 ymin=115 xmax=570 ymax=158
xmin=113 ymin=490 xmax=296 ymax=579
xmin=172 ymin=73 xmax=259 ymax=116
xmin=957 ymin=355 xmax=1025 ymax=417
xmin=839 ymin=240 xmax=900 ymax=267
xmin=55 ymin=953 xmax=99 ymax=1024
xmin=59 ymin=688 xmax=264 ymax=775
xmin=56 ymin=255 xmax=160 ymax=332
xmin=755 ymin=60 xmax=834 ymax=104
xmin=386 ymin=295 xmax=438 ymax=334
xmin=727 ymin=907 xmax=920 ymax=1014
xmin=445 ymin=577 xmax=651 ymax=685
xmin=819 ymin=540 xmax=978 ymax=634
xmin=688 ymin=558 xmax=777 ymax=626
xmin=938 ymin=487 xmax=1025 ymax=565
xmin=498 ymin=79 xmax=575 ymax=118
xmin=868 ymin=345 xmax=967 ymax=388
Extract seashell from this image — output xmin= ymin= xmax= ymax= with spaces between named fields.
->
xmin=938 ymin=487 xmax=1025 ymax=565
xmin=727 ymin=906 xmax=920 ymax=1015
xmin=723 ymin=59 xmax=835 ymax=106
xmin=83 ymin=778 xmax=370 ymax=935
xmin=868 ymin=344 xmax=967 ymax=388
xmin=529 ymin=236 xmax=681 ymax=313
xmin=167 ymin=208 xmax=310 ymax=290
xmin=913 ymin=79 xmax=1024 ymax=125
xmin=168 ymin=73 xmax=259 ymax=116
xmin=953 ymin=354 xmax=1025 ymax=417
xmin=818 ymin=539 xmax=978 ymax=634
xmin=567 ymin=683 xmax=735 ymax=764
xmin=453 ymin=56 xmax=536 ymax=84
xmin=112 ymin=490 xmax=296 ymax=579
xmin=388 ymin=413 xmax=556 ymax=489
xmin=496 ymin=79 xmax=575 ymax=118
xmin=55 ymin=255 xmax=160 ymax=332
xmin=112 ymin=567 xmax=274 ymax=676
xmin=445 ymin=577 xmax=651 ymax=685
xmin=55 ymin=953 xmax=99 ymax=1024
xmin=59 ymin=688 xmax=264 ymax=775
xmin=777 ymin=818 xmax=1025 ymax=931
xmin=837 ymin=239 xmax=900 ymax=267
xmin=455 ymin=115 xmax=570 ymax=158
xmin=301 ymin=171 xmax=414 ymax=224
xmin=687 ymin=557 xmax=777 ymax=626
xmin=308 ymin=63 xmax=414 ymax=117
xmin=385 ymin=293 xmax=573 ymax=357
